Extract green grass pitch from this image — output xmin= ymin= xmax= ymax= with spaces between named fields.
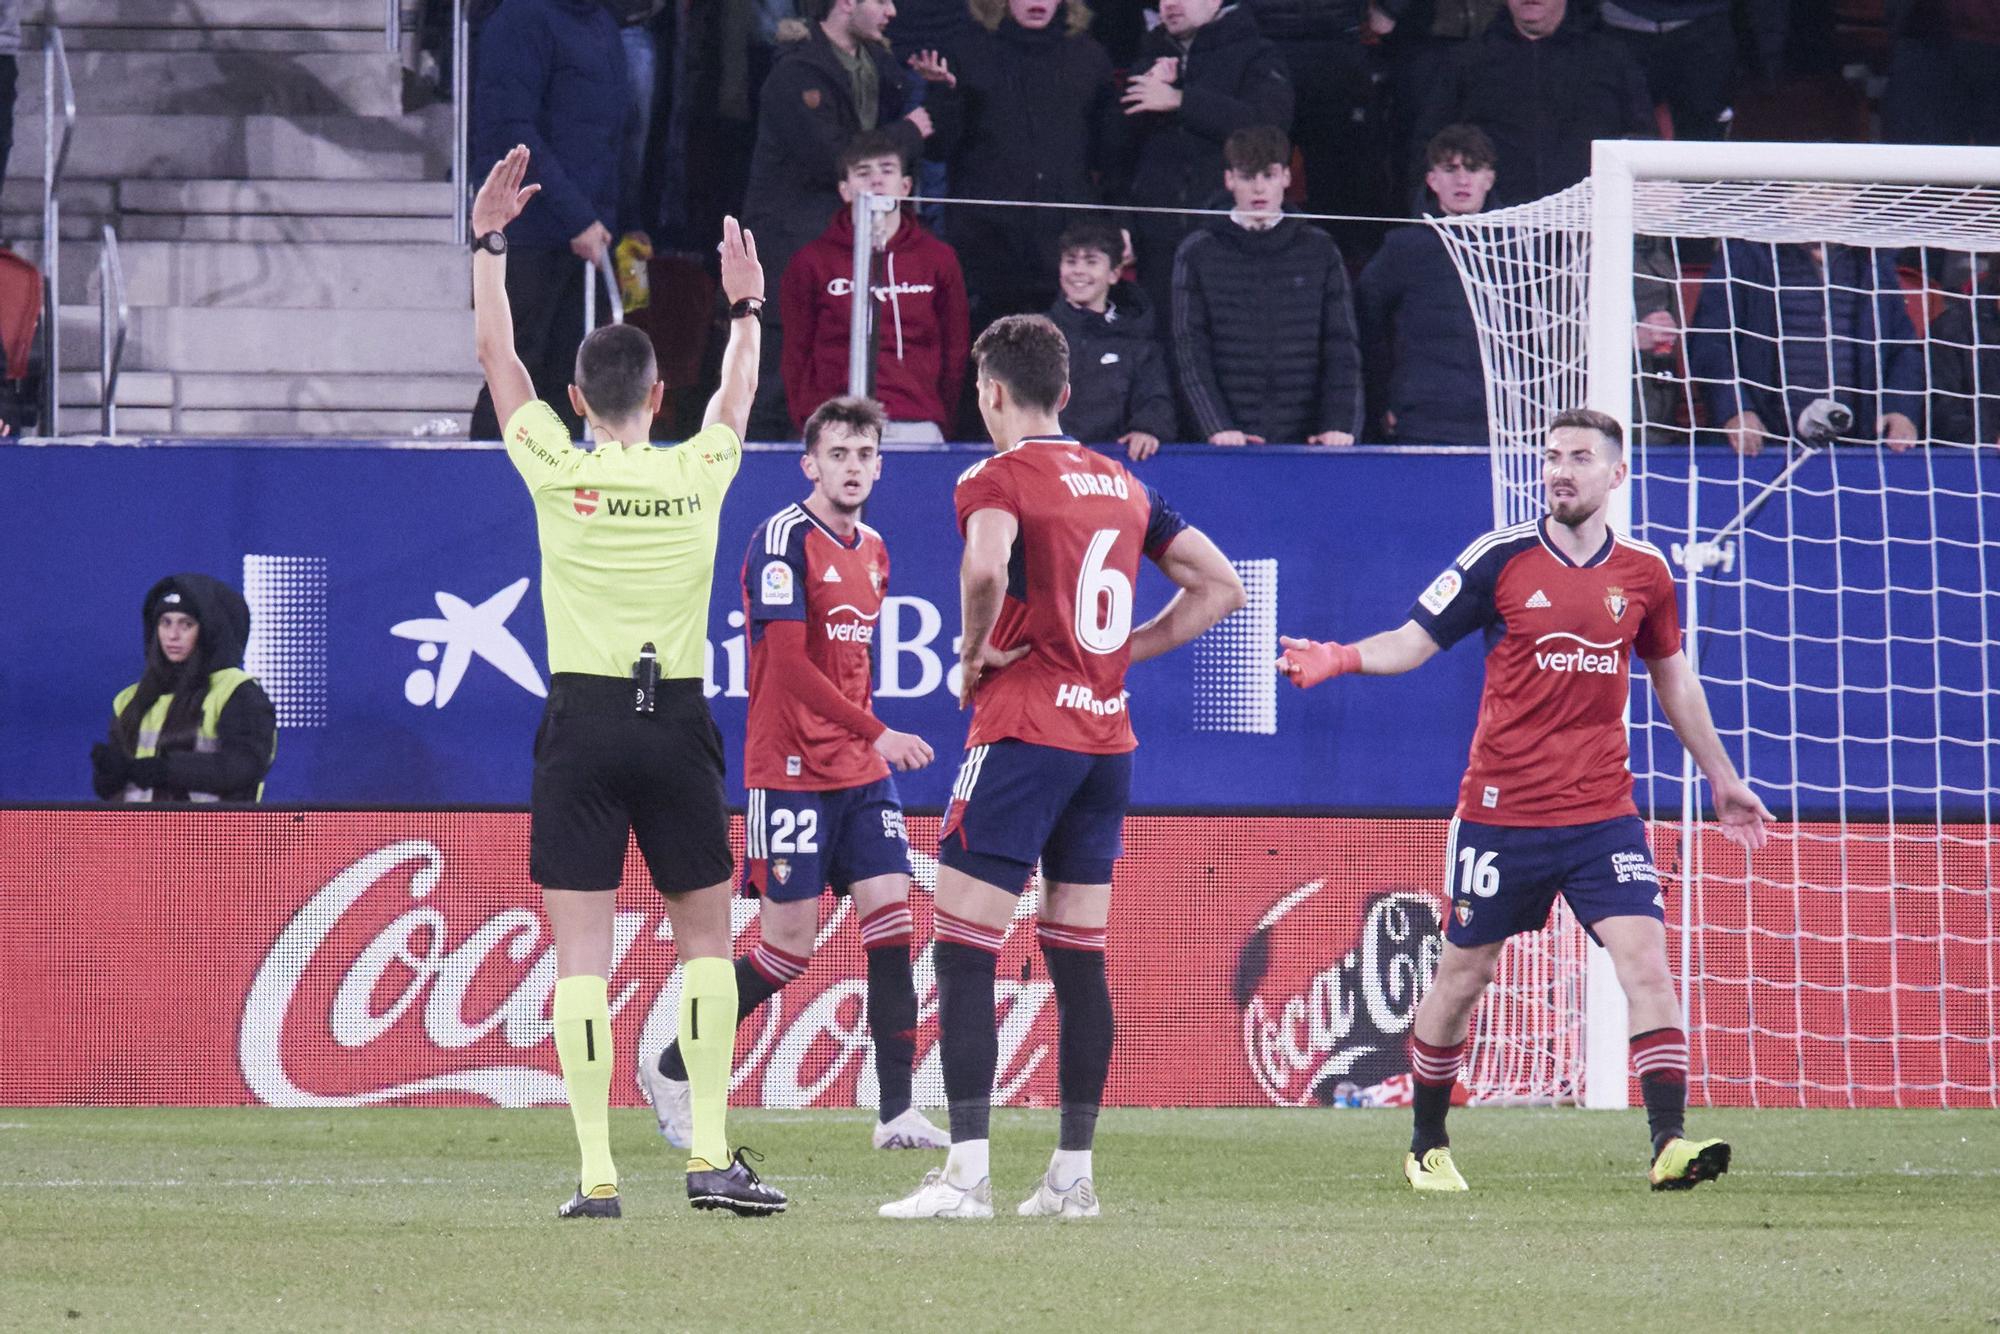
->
xmin=4 ymin=1107 xmax=1997 ymax=1330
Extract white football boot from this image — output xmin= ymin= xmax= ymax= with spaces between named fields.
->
xmin=638 ymin=1055 xmax=693 ymax=1150
xmin=1017 ymin=1171 xmax=1101 ymax=1218
xmin=878 ymin=1169 xmax=994 ymax=1220
xmin=872 ymin=1107 xmax=952 ymax=1151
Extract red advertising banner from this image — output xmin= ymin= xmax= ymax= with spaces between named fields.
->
xmin=0 ymin=811 xmax=1991 ymax=1109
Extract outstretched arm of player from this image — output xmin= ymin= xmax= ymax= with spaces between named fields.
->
xmin=471 ymin=145 xmax=543 ymax=430
xmin=1643 ymin=650 xmax=1773 ymax=851
xmin=701 ymin=217 xmax=765 ymax=440
xmin=1129 ymin=529 xmax=1246 ymax=664
xmin=1275 ymin=619 xmax=1439 ymax=687
xmin=957 ymin=507 xmax=1029 ymax=708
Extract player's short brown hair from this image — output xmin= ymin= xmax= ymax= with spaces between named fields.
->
xmin=1057 ymin=220 xmax=1123 ymax=268
xmin=1223 ymin=125 xmax=1290 ymax=176
xmin=574 ymin=323 xmax=658 ymax=420
xmin=1426 ymin=123 xmax=1497 ymax=171
xmin=972 ymin=314 xmax=1070 ymax=413
xmin=838 ymin=128 xmax=911 ymax=177
xmin=803 ymin=395 xmax=887 ymax=452
xmin=1548 ymin=407 xmax=1625 ymax=456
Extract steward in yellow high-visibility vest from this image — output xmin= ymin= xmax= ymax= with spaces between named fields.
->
xmin=91 ymin=574 xmax=277 ymax=802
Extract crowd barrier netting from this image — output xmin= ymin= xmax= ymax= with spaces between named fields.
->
xmin=2 ymin=809 xmax=1991 ymax=1111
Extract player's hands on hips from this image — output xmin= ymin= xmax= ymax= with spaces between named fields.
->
xmin=873 ymin=727 xmax=934 ymax=771
xmin=958 ymin=641 xmax=1030 ymax=709
xmin=570 ymin=220 xmax=612 ymax=264
xmin=718 ymin=216 xmax=763 ymax=304
xmin=471 ymin=144 xmax=541 ymax=236
xmin=1709 ymin=775 xmax=1773 ymax=852
xmin=1274 ymin=635 xmax=1362 ymax=688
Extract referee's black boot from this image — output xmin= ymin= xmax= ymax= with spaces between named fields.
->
xmin=688 ymin=1147 xmax=788 ymax=1216
xmin=558 ymin=1185 xmax=622 ymax=1219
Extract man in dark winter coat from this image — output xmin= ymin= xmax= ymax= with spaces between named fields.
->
xmin=1117 ymin=0 xmax=1294 ymax=322
xmin=1411 ymin=0 xmax=1652 ymax=207
xmin=1598 ymin=0 xmax=1789 ymax=141
xmin=1686 ymin=240 xmax=1924 ymax=455
xmin=743 ymin=0 xmax=960 ymax=438
xmin=947 ymin=0 xmax=1124 ymax=324
xmin=1171 ymin=127 xmax=1361 ymax=446
xmin=468 ymin=0 xmax=630 ymax=440
xmin=781 ymin=131 xmax=970 ymax=437
xmin=1046 ymin=220 xmax=1176 ymax=459
xmin=1930 ymin=268 xmax=2000 ymax=446
xmin=1240 ymin=0 xmax=1382 ymax=223
xmin=1355 ymin=124 xmax=1494 ymax=445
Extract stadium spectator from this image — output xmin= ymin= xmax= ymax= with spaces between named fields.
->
xmin=1883 ymin=0 xmax=2000 ymax=147
xmin=92 ymin=575 xmax=276 ymax=804
xmin=1171 ymin=126 xmax=1361 ymax=446
xmin=1045 ymin=220 xmax=1176 ymax=459
xmin=741 ymin=0 xmax=959 ymax=439
xmin=1372 ymin=0 xmax=1503 ymax=203
xmin=1631 ymin=237 xmax=1689 ymax=444
xmin=1240 ymin=0 xmax=1384 ymax=225
xmin=1685 ymin=241 xmax=1924 ymax=455
xmin=610 ymin=0 xmax=671 ymax=239
xmin=780 ymin=131 xmax=970 ymax=439
xmin=1355 ymin=124 xmax=1494 ymax=446
xmin=1929 ymin=264 xmax=2000 ymax=445
xmin=946 ymin=0 xmax=1124 ymax=325
xmin=1598 ymin=0 xmax=1788 ymax=142
xmin=1116 ymin=0 xmax=1294 ymax=324
xmin=1410 ymin=0 xmax=1653 ymax=208
xmin=467 ymin=0 xmax=630 ymax=441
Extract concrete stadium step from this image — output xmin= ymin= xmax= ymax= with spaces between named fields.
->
xmin=23 ymin=25 xmax=393 ymax=53
xmin=13 ymin=109 xmax=451 ymax=182
xmin=112 ymin=214 xmax=456 ymax=243
xmin=18 ymin=49 xmax=406 ymax=117
xmin=119 ymin=179 xmax=454 ymax=218
xmin=174 ymin=406 xmax=469 ymax=437
xmin=58 ymin=370 xmax=176 ymax=408
xmin=60 ymin=305 xmax=473 ymax=375
xmin=57 ymin=240 xmax=469 ymax=311
xmin=25 ymin=0 xmax=403 ymax=30
xmin=175 ymin=373 xmax=477 ymax=412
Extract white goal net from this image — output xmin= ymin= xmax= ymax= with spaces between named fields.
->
xmin=1434 ymin=141 xmax=2000 ymax=1109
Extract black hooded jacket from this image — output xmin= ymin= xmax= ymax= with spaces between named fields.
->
xmin=95 ymin=573 xmax=276 ymax=802
xmin=1047 ymin=281 xmax=1177 ymax=444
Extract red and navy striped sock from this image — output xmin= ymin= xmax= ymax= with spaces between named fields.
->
xmin=1409 ymin=1035 xmax=1465 ymax=1154
xmin=656 ymin=943 xmax=805 ymax=1081
xmin=934 ymin=909 xmax=1002 ymax=1144
xmin=861 ymin=904 xmax=917 ymax=1123
xmin=1630 ymin=1026 xmax=1688 ymax=1154
xmin=1037 ymin=921 xmax=1113 ymax=1152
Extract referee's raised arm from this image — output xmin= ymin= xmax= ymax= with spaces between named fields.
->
xmin=470 ymin=145 xmax=542 ymax=430
xmin=704 ymin=217 xmax=766 ymax=442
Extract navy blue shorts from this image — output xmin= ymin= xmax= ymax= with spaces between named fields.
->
xmin=1443 ymin=815 xmax=1665 ymax=948
xmin=937 ymin=739 xmax=1132 ymax=895
xmin=744 ymin=776 xmax=912 ymax=903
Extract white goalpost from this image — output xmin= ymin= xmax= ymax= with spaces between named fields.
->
xmin=1433 ymin=140 xmax=2000 ymax=1109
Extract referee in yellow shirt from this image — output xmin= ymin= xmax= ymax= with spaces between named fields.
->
xmin=472 ymin=145 xmax=785 ymax=1219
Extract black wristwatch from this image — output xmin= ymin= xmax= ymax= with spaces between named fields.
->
xmin=730 ymin=296 xmax=765 ymax=321
xmin=471 ymin=230 xmax=508 ymax=255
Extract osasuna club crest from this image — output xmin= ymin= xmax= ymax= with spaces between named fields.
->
xmin=1604 ymin=586 xmax=1628 ymax=622
xmin=770 ymin=857 xmax=792 ymax=886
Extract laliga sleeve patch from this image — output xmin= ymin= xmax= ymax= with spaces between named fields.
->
xmin=762 ymin=560 xmax=796 ymax=606
xmin=1418 ymin=568 xmax=1463 ymax=615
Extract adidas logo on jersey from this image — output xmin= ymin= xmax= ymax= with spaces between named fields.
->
xmin=823 ymin=566 xmax=842 ymax=582
xmin=1525 ymin=589 xmax=1552 ymax=609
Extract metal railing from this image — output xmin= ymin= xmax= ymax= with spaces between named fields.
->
xmin=452 ymin=0 xmax=468 ymax=243
xmin=582 ymin=253 xmax=624 ymax=332
xmin=385 ymin=0 xmax=400 ymax=53
xmin=846 ymin=190 xmax=874 ymax=398
xmin=42 ymin=27 xmax=76 ymax=437
xmin=98 ymin=225 xmax=128 ymax=437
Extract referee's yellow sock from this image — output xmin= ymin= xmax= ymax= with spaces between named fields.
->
xmin=680 ymin=955 xmax=739 ymax=1172
xmin=552 ymin=974 xmax=617 ymax=1196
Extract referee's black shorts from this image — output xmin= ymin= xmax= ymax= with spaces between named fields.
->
xmin=529 ymin=673 xmax=733 ymax=895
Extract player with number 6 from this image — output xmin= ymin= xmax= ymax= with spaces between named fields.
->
xmin=1276 ymin=408 xmax=1770 ymax=1193
xmin=880 ymin=315 xmax=1246 ymax=1220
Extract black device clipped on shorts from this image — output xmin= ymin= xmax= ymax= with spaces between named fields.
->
xmin=632 ymin=642 xmax=659 ymax=714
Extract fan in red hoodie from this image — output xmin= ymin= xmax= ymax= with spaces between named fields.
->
xmin=780 ymin=128 xmax=970 ymax=438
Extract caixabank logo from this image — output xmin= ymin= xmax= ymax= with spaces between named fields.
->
xmin=1234 ymin=883 xmax=1442 ymax=1106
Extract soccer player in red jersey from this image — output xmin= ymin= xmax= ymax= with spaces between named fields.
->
xmin=1277 ymin=408 xmax=1771 ymax=1193
xmin=880 ymin=315 xmax=1246 ymax=1220
xmin=643 ymin=396 xmax=951 ymax=1152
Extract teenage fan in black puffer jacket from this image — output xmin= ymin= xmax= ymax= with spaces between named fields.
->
xmin=1046 ymin=220 xmax=1177 ymax=458
xmin=1170 ymin=126 xmax=1361 ymax=446
xmin=1115 ymin=0 xmax=1293 ymax=325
